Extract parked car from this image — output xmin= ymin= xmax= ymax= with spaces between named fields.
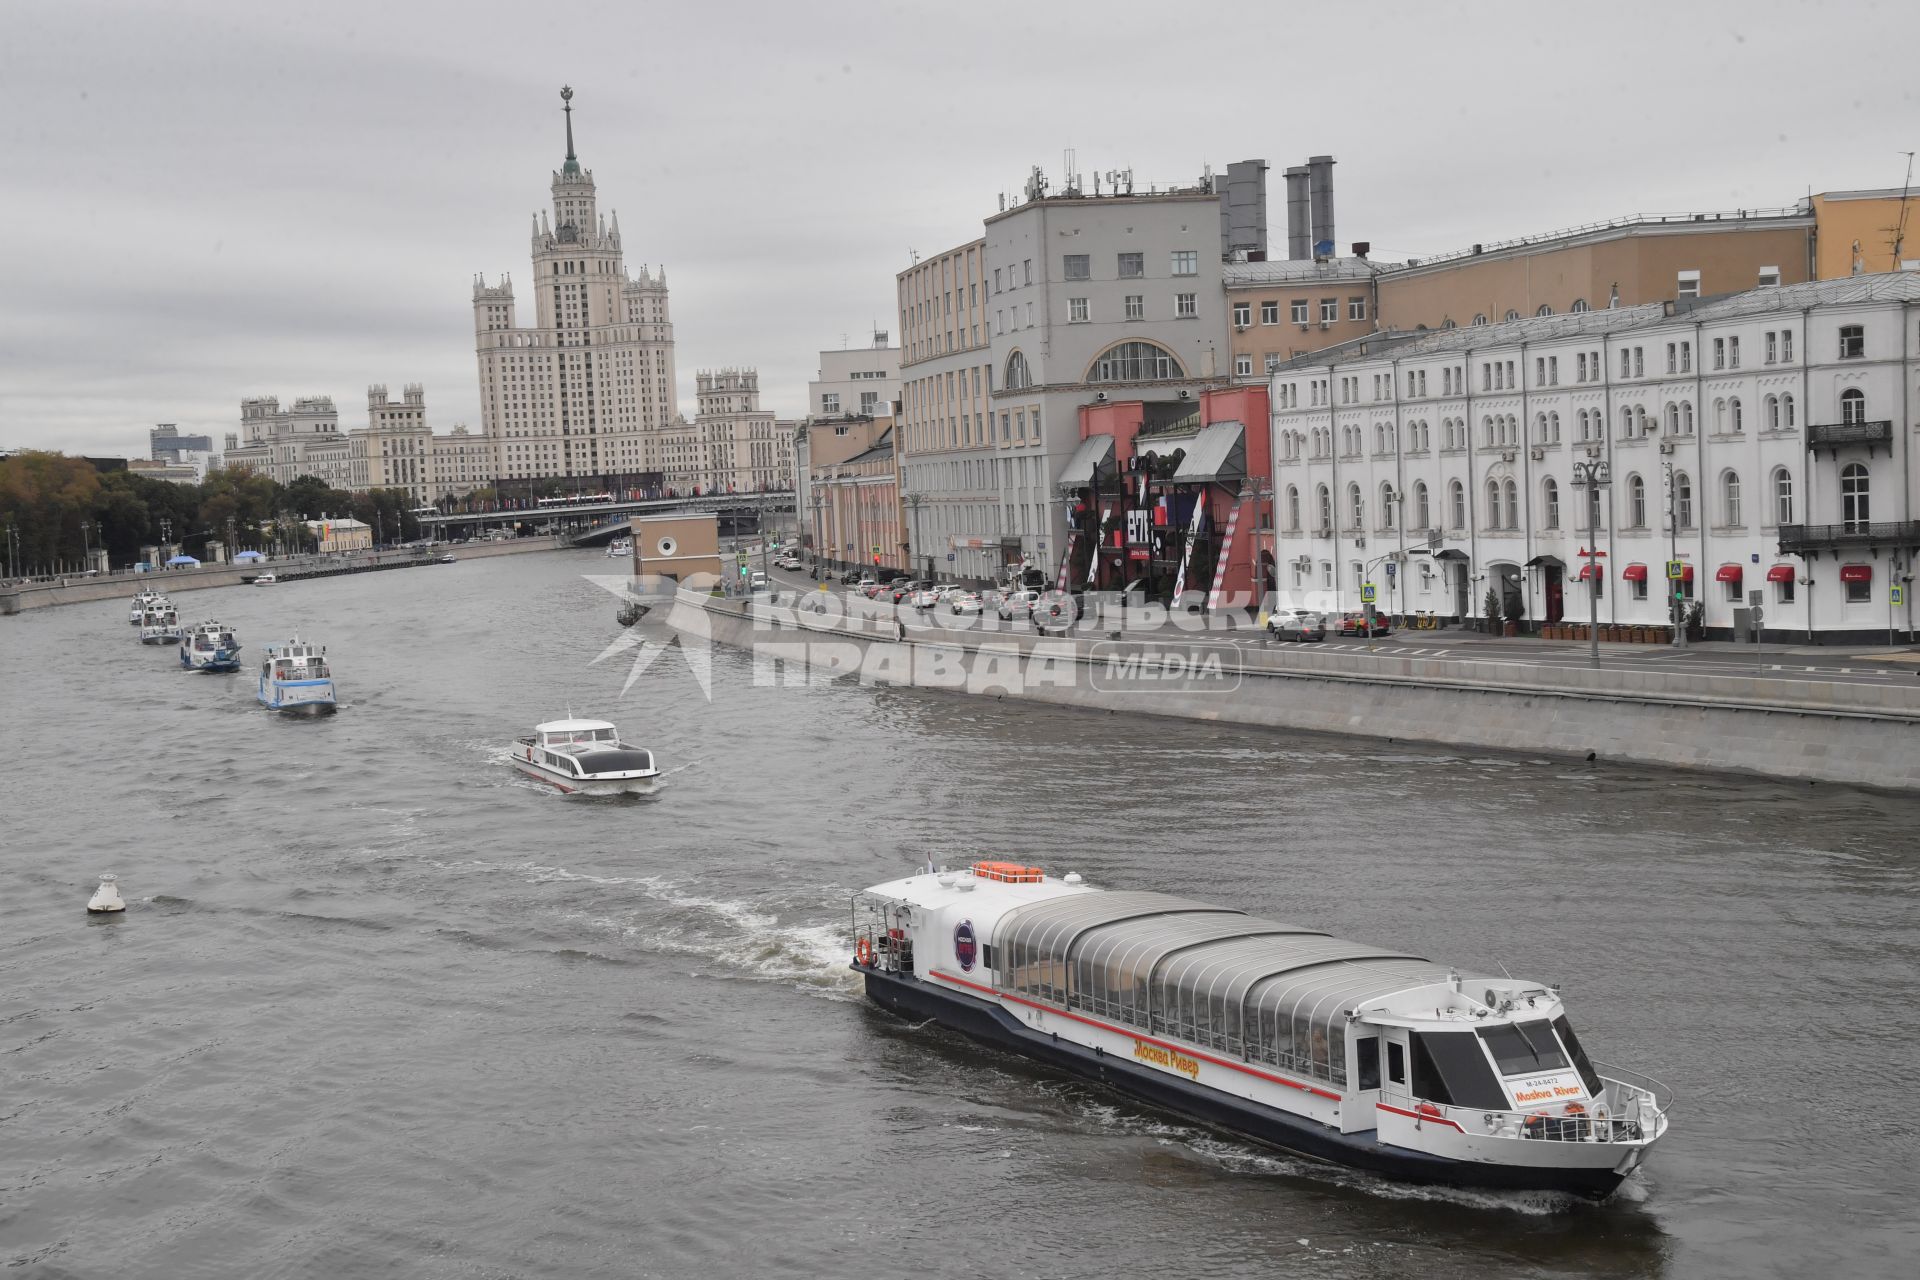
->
xmin=909 ymin=584 xmax=950 ymax=609
xmin=839 ymin=568 xmax=866 ymax=584
xmin=948 ymin=591 xmax=984 ymax=616
xmin=774 ymin=554 xmax=802 ymax=570
xmin=1335 ymin=612 xmax=1391 ymax=637
xmin=997 ymin=588 xmax=1042 ymax=621
xmin=888 ymin=578 xmax=930 ymax=604
xmin=860 ymin=579 xmax=888 ymax=598
xmin=1267 ymin=609 xmax=1327 ymax=642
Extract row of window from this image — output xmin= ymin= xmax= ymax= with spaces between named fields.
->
xmin=1066 ymin=293 xmax=1197 ymax=324
xmin=1231 ymin=297 xmax=1368 ymax=327
xmin=1058 ymin=251 xmax=1199 ymax=283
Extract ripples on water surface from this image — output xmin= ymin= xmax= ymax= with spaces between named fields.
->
xmin=2 ymin=554 xmax=1916 ymax=1279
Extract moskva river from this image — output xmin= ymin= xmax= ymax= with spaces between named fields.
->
xmin=2 ymin=552 xmax=1914 ymax=1279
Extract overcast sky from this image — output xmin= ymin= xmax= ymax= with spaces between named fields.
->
xmin=3 ymin=0 xmax=1916 ymax=458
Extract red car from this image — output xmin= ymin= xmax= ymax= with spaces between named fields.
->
xmin=1335 ymin=612 xmax=1392 ymax=637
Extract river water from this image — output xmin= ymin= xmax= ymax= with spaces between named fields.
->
xmin=2 ymin=552 xmax=1915 ymax=1279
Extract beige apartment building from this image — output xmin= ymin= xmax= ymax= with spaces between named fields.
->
xmin=813 ymin=421 xmax=904 ymax=573
xmin=1810 ymin=187 xmax=1920 ymax=278
xmin=1224 ymin=257 xmax=1392 ymax=379
xmin=658 ymin=369 xmax=788 ymax=494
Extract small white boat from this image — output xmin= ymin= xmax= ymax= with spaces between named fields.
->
xmin=511 ymin=718 xmax=659 ymax=795
xmin=138 ymin=607 xmax=183 ymax=645
xmin=129 ymin=590 xmax=166 ymax=624
xmin=254 ymin=572 xmax=278 ymax=586
xmin=606 ymin=539 xmax=633 ymax=559
xmin=257 ymin=637 xmax=336 ymax=714
xmin=438 ymin=553 xmax=456 ymax=564
xmin=180 ymin=620 xmax=242 ymax=672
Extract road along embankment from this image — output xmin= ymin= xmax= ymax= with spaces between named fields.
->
xmin=672 ymin=593 xmax=1920 ymax=792
xmin=0 ymin=536 xmax=565 ymax=615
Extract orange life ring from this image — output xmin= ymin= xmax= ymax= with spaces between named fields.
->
xmin=1415 ymin=1101 xmax=1444 ymax=1120
xmin=855 ymin=936 xmax=874 ymax=966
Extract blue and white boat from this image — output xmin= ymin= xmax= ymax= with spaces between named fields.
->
xmin=257 ymin=637 xmax=336 ymax=714
xmin=129 ymin=589 xmax=167 ymax=625
xmin=179 ymin=620 xmax=242 ymax=672
xmin=138 ymin=605 xmax=183 ymax=645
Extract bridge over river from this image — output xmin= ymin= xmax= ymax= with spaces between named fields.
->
xmin=419 ymin=490 xmax=796 ymax=546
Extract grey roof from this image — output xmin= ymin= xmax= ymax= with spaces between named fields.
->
xmin=1056 ymin=432 xmax=1115 ymax=489
xmin=1172 ymin=420 xmax=1246 ymax=484
xmin=1676 ymin=272 xmax=1920 ymax=322
xmin=1224 ymin=257 xmax=1395 ymax=286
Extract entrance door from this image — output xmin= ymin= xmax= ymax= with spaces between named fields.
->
xmin=1545 ymin=565 xmax=1565 ymax=623
xmin=1382 ymin=1026 xmax=1412 ymax=1109
xmin=1450 ymin=563 xmax=1469 ymax=620
xmin=1495 ymin=563 xmax=1523 ymax=626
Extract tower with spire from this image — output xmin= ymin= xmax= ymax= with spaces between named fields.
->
xmin=472 ymin=86 xmax=678 ymax=484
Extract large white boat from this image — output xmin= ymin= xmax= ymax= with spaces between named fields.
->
xmin=179 ymin=620 xmax=242 ymax=672
xmin=606 ymin=538 xmax=632 ymax=558
xmin=129 ymin=590 xmax=167 ymax=624
xmin=138 ymin=606 xmax=183 ymax=645
xmin=510 ymin=718 xmax=659 ymax=795
xmin=256 ymin=637 xmax=337 ymax=714
xmin=852 ymin=863 xmax=1671 ymax=1199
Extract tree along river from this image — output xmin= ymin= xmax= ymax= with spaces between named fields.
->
xmin=1 ymin=552 xmax=1913 ymax=1279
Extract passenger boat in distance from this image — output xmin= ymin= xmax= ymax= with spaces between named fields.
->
xmin=138 ymin=606 xmax=183 ymax=645
xmin=179 ymin=620 xmax=242 ymax=672
xmin=511 ymin=718 xmax=660 ymax=795
xmin=257 ymin=637 xmax=337 ymax=715
xmin=606 ymin=538 xmax=632 ymax=559
xmin=254 ymin=572 xmax=278 ymax=586
xmin=129 ymin=589 xmax=167 ymax=624
xmin=852 ymin=863 xmax=1671 ymax=1199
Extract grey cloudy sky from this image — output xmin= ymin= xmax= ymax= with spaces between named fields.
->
xmin=3 ymin=0 xmax=1916 ymax=458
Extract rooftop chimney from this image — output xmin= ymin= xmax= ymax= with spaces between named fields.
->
xmin=1284 ymin=167 xmax=1311 ymax=261
xmin=1307 ymin=155 xmax=1336 ymax=259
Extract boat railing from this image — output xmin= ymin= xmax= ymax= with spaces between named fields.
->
xmin=1382 ymin=1086 xmax=1662 ymax=1145
xmin=1594 ymin=1061 xmax=1675 ymax=1116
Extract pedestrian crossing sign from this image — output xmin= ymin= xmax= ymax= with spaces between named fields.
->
xmin=1666 ymin=560 xmax=1685 ymax=580
xmin=1360 ymin=583 xmax=1377 ymax=603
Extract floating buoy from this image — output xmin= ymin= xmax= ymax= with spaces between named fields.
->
xmin=87 ymin=874 xmax=125 ymax=914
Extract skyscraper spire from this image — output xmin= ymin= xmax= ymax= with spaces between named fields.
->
xmin=560 ymin=85 xmax=579 ymax=177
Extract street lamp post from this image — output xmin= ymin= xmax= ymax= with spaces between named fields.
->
xmin=903 ymin=492 xmax=926 ymax=579
xmin=810 ymin=492 xmax=825 ymax=578
xmin=1662 ymin=460 xmax=1686 ymax=649
xmin=1571 ymin=457 xmax=1612 ymax=670
xmin=5 ymin=521 xmax=18 ymax=580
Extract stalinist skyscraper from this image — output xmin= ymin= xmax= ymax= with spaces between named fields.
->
xmin=473 ymin=87 xmax=677 ymax=484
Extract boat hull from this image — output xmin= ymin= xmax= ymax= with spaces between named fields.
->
xmin=511 ymin=758 xmax=659 ymax=796
xmin=259 ymin=679 xmax=337 ymax=714
xmin=860 ymin=966 xmax=1628 ymax=1199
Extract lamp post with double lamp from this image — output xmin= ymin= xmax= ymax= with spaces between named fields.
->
xmin=1662 ymin=460 xmax=1685 ymax=648
xmin=1571 ymin=457 xmax=1612 ymax=670
xmin=902 ymin=492 xmax=926 ymax=579
xmin=810 ymin=492 xmax=826 ymax=579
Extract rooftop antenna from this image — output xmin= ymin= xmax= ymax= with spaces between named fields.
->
xmin=1891 ymin=150 xmax=1915 ymax=267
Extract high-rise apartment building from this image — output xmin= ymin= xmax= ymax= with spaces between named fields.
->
xmin=658 ymin=369 xmax=788 ymax=494
xmin=808 ymin=334 xmax=900 ymax=419
xmin=473 ymin=87 xmax=676 ymax=484
xmin=226 ymin=395 xmax=364 ymax=490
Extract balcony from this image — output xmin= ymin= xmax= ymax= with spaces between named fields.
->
xmin=1777 ymin=521 xmax=1920 ymax=554
xmin=1806 ymin=419 xmax=1892 ymax=455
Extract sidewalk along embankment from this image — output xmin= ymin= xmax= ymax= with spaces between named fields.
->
xmin=676 ymin=592 xmax=1920 ymax=793
xmin=0 ymin=536 xmax=566 ymax=615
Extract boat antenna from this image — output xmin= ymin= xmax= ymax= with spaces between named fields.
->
xmin=1494 ymin=958 xmax=1514 ymax=979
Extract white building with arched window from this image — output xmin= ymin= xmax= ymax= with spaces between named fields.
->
xmin=1270 ymin=272 xmax=1920 ymax=640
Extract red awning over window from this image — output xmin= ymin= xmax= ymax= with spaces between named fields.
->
xmin=1716 ymin=564 xmax=1743 ymax=583
xmin=1766 ymin=564 xmax=1795 ymax=583
xmin=1678 ymin=564 xmax=1694 ymax=584
xmin=1577 ymin=564 xmax=1601 ymax=581
xmin=1841 ymin=563 xmax=1873 ymax=583
xmin=1622 ymin=563 xmax=1648 ymax=582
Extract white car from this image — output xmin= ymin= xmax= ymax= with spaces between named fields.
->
xmin=909 ymin=585 xmax=945 ymax=609
xmin=774 ymin=554 xmax=802 ymax=570
xmin=996 ymin=589 xmax=1042 ymax=621
xmin=749 ymin=571 xmax=769 ymax=591
xmin=948 ymin=591 xmax=984 ymax=616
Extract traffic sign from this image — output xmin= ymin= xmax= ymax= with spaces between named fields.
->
xmin=946 ymin=552 xmax=956 ymax=562
xmin=1666 ymin=560 xmax=1685 ymax=580
xmin=1360 ymin=582 xmax=1377 ymax=603
xmin=1894 ymin=584 xmax=1906 ymax=606
xmin=1384 ymin=562 xmax=1397 ymax=580
xmin=870 ymin=545 xmax=880 ymax=555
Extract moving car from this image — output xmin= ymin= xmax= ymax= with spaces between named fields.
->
xmin=948 ymin=591 xmax=984 ymax=616
xmin=996 ymin=589 xmax=1042 ymax=621
xmin=1267 ymin=609 xmax=1327 ymax=642
xmin=774 ymin=554 xmax=803 ymax=570
xmin=1335 ymin=612 xmax=1392 ymax=638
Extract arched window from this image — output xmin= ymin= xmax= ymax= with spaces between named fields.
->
xmin=1620 ymin=406 xmax=1635 ymax=438
xmin=1503 ymin=478 xmax=1519 ymax=529
xmin=1782 ymin=393 xmax=1796 ymax=428
xmin=1482 ymin=415 xmax=1495 ymax=447
xmin=1722 ymin=470 xmax=1743 ymax=526
xmin=1472 ymin=314 xmax=1487 ymax=327
xmin=1586 ymin=480 xmax=1604 ymax=532
xmin=1730 ymin=397 xmax=1743 ymax=433
xmin=1543 ymin=477 xmax=1560 ymax=529
xmin=1665 ymin=403 xmax=1679 ymax=433
xmin=1571 ymin=298 xmax=1591 ymax=313
xmin=1414 ymin=481 xmax=1431 ymax=530
xmin=1576 ymin=409 xmax=1590 ymax=441
xmin=1634 ymin=406 xmax=1648 ymax=437
xmin=1449 ymin=479 xmax=1466 ymax=529
xmin=1675 ymin=472 xmax=1694 ymax=529
xmin=1765 ymin=395 xmax=1779 ymax=431
xmin=1840 ymin=388 xmax=1866 ymax=424
xmin=1681 ymin=401 xmax=1694 ymax=434
xmin=1442 ymin=318 xmax=1457 ymax=330
xmin=1505 ymin=309 xmax=1520 ymax=322
xmin=1714 ymin=398 xmax=1727 ymax=432
xmin=1005 ymin=350 xmax=1033 ymax=389
xmin=1485 ymin=478 xmax=1503 ymax=529
xmin=1629 ymin=473 xmax=1646 ymax=527
xmin=1772 ymin=467 xmax=1793 ymax=526
xmin=1841 ymin=462 xmax=1870 ymax=529
xmin=1317 ymin=483 xmax=1332 ymax=532
xmin=1347 ymin=482 xmax=1364 ymax=530
xmin=1549 ymin=411 xmax=1561 ymax=443
xmin=1380 ymin=482 xmax=1396 ymax=528
xmin=1088 ymin=340 xmax=1183 ymax=383
xmin=1535 ymin=412 xmax=1548 ymax=444
xmin=1286 ymin=485 xmax=1301 ymax=531
xmin=1535 ymin=304 xmax=1553 ymax=317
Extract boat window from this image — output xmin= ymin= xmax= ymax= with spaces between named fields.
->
xmin=1551 ymin=1015 xmax=1603 ymax=1095
xmin=1478 ymin=1019 xmax=1571 ymax=1077
xmin=1411 ymin=1031 xmax=1508 ymax=1110
xmin=1355 ymin=1035 xmax=1381 ymax=1091
xmin=1386 ymin=1040 xmax=1405 ymax=1086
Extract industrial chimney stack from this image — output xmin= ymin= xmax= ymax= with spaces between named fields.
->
xmin=1284 ymin=166 xmax=1311 ymax=261
xmin=1307 ymin=155 xmax=1336 ymax=259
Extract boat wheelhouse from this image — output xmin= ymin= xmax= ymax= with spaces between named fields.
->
xmin=129 ymin=590 xmax=168 ymax=624
xmin=852 ymin=863 xmax=1670 ymax=1198
xmin=511 ymin=718 xmax=660 ymax=795
xmin=257 ymin=638 xmax=337 ymax=714
xmin=606 ymin=538 xmax=633 ymax=559
xmin=179 ymin=620 xmax=242 ymax=672
xmin=138 ymin=607 xmax=183 ymax=645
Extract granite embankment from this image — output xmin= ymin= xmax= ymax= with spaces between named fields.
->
xmin=0 ymin=536 xmax=565 ymax=615
xmin=683 ymin=594 xmax=1920 ymax=791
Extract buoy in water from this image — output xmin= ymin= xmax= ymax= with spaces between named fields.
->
xmin=87 ymin=874 xmax=125 ymax=914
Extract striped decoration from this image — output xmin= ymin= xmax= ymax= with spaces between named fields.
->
xmin=1204 ymin=502 xmax=1243 ymax=611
